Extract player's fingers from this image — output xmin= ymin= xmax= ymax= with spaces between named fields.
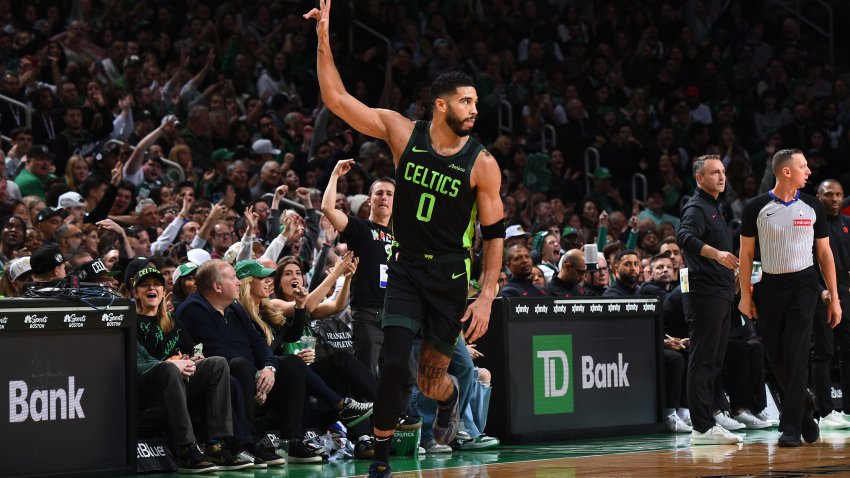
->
xmin=303 ymin=8 xmax=320 ymax=20
xmin=460 ymin=305 xmax=473 ymax=323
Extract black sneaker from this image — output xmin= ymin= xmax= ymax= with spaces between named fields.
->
xmin=355 ymin=435 xmax=375 ymax=460
xmin=204 ymin=443 xmax=253 ymax=471
xmin=339 ymin=397 xmax=374 ymax=427
xmin=432 ymin=375 xmax=460 ymax=445
xmin=778 ymin=431 xmax=802 ymax=447
xmin=177 ymin=442 xmax=219 ymax=474
xmin=235 ymin=449 xmax=267 ymax=468
xmin=396 ymin=416 xmax=422 ymax=431
xmin=251 ymin=437 xmax=286 ymax=466
xmin=368 ymin=461 xmax=392 ymax=478
xmin=287 ymin=438 xmax=325 ymax=463
xmin=802 ymin=410 xmax=820 ymax=444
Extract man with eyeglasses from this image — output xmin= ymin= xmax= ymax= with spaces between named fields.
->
xmin=0 ymin=216 xmax=26 ymax=267
xmin=585 ymin=255 xmax=609 ymax=296
xmin=545 ymin=248 xmax=591 ymax=297
xmin=209 ymin=222 xmax=234 ymax=260
xmin=14 ymin=144 xmax=55 ymax=200
xmin=55 ymin=223 xmax=84 ymax=257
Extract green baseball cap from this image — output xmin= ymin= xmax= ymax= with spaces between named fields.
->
xmin=171 ymin=262 xmax=199 ymax=283
xmin=562 ymin=226 xmax=580 ymax=237
xmin=593 ymin=166 xmax=613 ymax=180
xmin=211 ymin=148 xmax=234 ymax=163
xmin=235 ymin=259 xmax=276 ymax=280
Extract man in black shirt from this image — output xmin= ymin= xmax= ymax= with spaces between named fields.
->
xmin=602 ymin=250 xmax=640 ymax=297
xmin=678 ymin=155 xmax=741 ymax=445
xmin=498 ymin=245 xmax=547 ymax=297
xmin=322 ymin=163 xmax=396 ymax=378
xmin=545 ymin=249 xmax=590 ymax=297
xmin=638 ymin=252 xmax=675 ymax=299
xmin=739 ymin=149 xmax=841 ymax=447
xmin=811 ymin=179 xmax=850 ymax=428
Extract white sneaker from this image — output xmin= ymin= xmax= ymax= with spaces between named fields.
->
xmin=421 ymin=440 xmax=452 ymax=453
xmin=755 ymin=411 xmax=779 ymax=427
xmin=714 ymin=411 xmax=746 ymax=431
xmin=733 ymin=410 xmax=772 ymax=429
xmin=691 ymin=425 xmax=744 ymax=445
xmin=665 ymin=412 xmax=693 ymax=433
xmin=417 ymin=446 xmax=426 ymax=455
xmin=819 ymin=410 xmax=850 ymax=430
xmin=681 ymin=415 xmax=693 ymax=427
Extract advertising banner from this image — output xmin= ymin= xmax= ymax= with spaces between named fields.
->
xmin=0 ymin=300 xmax=135 ymax=477
xmin=503 ymin=298 xmax=661 ymax=436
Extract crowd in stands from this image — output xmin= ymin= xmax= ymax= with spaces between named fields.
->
xmin=2 ymin=0 xmax=850 ymax=471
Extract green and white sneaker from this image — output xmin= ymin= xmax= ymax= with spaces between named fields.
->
xmin=459 ymin=435 xmax=500 ymax=450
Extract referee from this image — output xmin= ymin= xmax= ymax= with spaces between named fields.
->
xmin=739 ymin=149 xmax=842 ymax=447
xmin=677 ymin=155 xmax=741 ymax=445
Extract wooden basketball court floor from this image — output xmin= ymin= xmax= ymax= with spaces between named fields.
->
xmin=138 ymin=428 xmax=850 ymax=477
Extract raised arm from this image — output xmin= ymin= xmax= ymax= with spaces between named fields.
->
xmin=462 ymin=150 xmax=504 ymax=343
xmin=304 ymin=0 xmax=413 ymax=157
xmin=321 ymin=159 xmax=354 ymax=232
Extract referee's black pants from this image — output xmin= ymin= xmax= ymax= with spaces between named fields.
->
xmin=754 ymin=267 xmax=819 ymax=435
xmin=811 ymin=287 xmax=850 ymax=416
xmin=684 ymin=292 xmax=732 ymax=433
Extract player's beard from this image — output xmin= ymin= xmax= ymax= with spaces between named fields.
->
xmin=445 ymin=106 xmax=474 ymax=137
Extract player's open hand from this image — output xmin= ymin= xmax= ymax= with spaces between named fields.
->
xmin=462 ymin=295 xmax=493 ymax=344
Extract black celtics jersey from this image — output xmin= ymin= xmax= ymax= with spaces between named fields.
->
xmin=393 ymin=121 xmax=482 ymax=257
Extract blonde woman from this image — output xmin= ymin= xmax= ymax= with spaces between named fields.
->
xmin=168 ymin=144 xmax=198 ymax=183
xmin=64 ymin=155 xmax=89 ymax=191
xmin=234 ymin=259 xmax=374 ymax=433
xmin=132 ymin=267 xmax=251 ymax=472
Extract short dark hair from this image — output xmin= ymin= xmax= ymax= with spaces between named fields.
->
xmin=650 ymin=251 xmax=672 ymax=267
xmin=615 ymin=249 xmax=639 ymax=263
xmin=369 ymin=177 xmax=396 ymax=195
xmin=430 ymin=71 xmax=474 ymax=104
xmin=693 ymin=154 xmax=721 ymax=177
xmin=772 ymin=148 xmax=804 ymax=174
xmin=659 ymin=237 xmax=679 ymax=247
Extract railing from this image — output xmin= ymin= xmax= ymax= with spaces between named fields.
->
xmin=349 ymin=20 xmax=391 ymax=55
xmin=583 ymin=147 xmax=599 ymax=192
xmin=541 ymin=124 xmax=556 ymax=152
xmin=632 ymin=173 xmax=648 ymax=205
xmin=498 ymin=99 xmax=512 ymax=135
xmin=160 ymin=157 xmax=185 ymax=183
xmin=0 ymin=93 xmax=33 ymax=133
xmin=767 ymin=0 xmax=834 ymax=69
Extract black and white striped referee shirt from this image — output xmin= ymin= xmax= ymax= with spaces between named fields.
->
xmin=741 ymin=191 xmax=829 ymax=274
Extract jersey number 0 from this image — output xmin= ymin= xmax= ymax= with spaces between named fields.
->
xmin=416 ymin=193 xmax=435 ymax=222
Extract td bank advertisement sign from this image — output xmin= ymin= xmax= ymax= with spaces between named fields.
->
xmin=510 ymin=298 xmax=659 ymax=434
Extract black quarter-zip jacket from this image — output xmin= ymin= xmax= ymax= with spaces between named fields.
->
xmin=677 ymin=187 xmax=736 ymax=300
